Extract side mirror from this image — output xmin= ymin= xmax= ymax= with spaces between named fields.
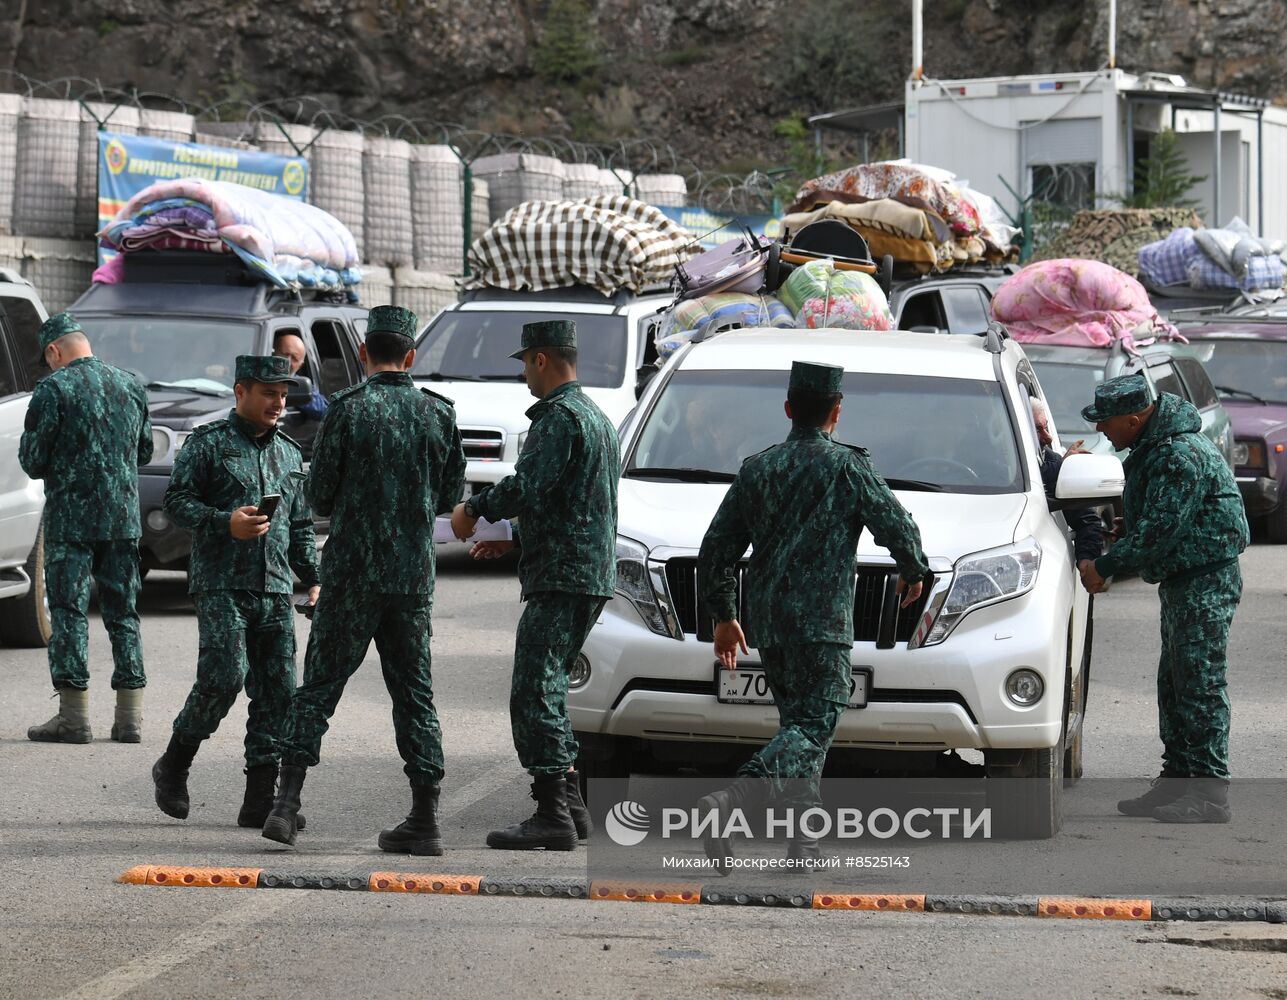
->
xmin=286 ymin=375 xmax=315 ymax=409
xmin=1052 ymin=453 xmax=1125 ymax=507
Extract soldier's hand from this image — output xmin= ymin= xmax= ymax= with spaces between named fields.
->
xmin=230 ymin=506 xmax=270 ymax=540
xmin=895 ymin=576 xmax=924 ymax=609
xmin=713 ymin=620 xmax=748 ymax=670
xmin=471 ymin=540 xmax=515 ymax=560
xmin=307 ymin=585 xmax=321 ymax=605
xmin=1078 ymin=559 xmax=1107 ymax=594
xmin=451 ymin=502 xmax=478 ymax=541
xmin=1106 ymin=516 xmax=1126 ymax=540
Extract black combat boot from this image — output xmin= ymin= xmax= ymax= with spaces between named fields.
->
xmin=1117 ymin=772 xmax=1187 ymax=816
xmin=261 ymin=764 xmax=307 ymax=845
xmin=236 ymin=764 xmax=305 ymax=830
xmin=786 ymin=835 xmax=822 ymax=872
xmin=1152 ymin=776 xmax=1231 ymax=824
xmin=695 ymin=776 xmax=766 ymax=876
xmin=378 ymin=784 xmax=444 ymax=856
xmin=152 ymin=733 xmax=200 ymax=819
xmin=485 ymin=775 xmax=579 ymax=851
xmin=565 ymin=770 xmax=593 ymax=840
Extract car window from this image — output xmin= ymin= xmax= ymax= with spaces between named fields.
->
xmin=1029 ymin=361 xmax=1103 ymax=435
xmin=1191 ymin=338 xmax=1287 ymax=404
xmin=628 ymin=369 xmax=1024 ymax=495
xmin=310 ymin=319 xmax=356 ymax=396
xmin=0 ymin=338 xmax=16 ymax=396
xmin=1149 ymin=361 xmax=1184 ymax=400
xmin=940 ymin=287 xmax=991 ymax=335
xmin=1174 ymin=357 xmax=1221 ymax=410
xmin=412 ymin=310 xmax=628 ymax=389
xmin=85 ymin=317 xmax=255 ymax=391
xmin=1 ymin=296 xmax=46 ymax=389
xmin=897 ymin=291 xmax=946 ymax=332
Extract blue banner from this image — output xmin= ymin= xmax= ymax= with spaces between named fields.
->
xmin=96 ymin=131 xmax=309 ymax=239
xmin=657 ymin=206 xmax=783 ymax=251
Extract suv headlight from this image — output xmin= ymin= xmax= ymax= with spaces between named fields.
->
xmin=917 ymin=538 xmax=1042 ymax=647
xmin=150 ymin=428 xmax=170 ymax=461
xmin=515 ymin=431 xmax=529 ymax=457
xmin=615 ymin=535 xmax=672 ymax=637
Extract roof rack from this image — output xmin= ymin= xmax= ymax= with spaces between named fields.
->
xmin=459 ymin=284 xmax=669 ymax=306
xmin=983 ymin=323 xmax=1009 ymax=354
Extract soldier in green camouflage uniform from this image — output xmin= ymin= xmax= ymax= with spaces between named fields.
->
xmin=452 ymin=320 xmax=619 ymax=851
xmin=696 ymin=361 xmax=929 ymax=870
xmin=1079 ymin=374 xmax=1248 ymax=824
xmin=263 ymin=306 xmax=465 ymax=855
xmin=19 ymin=312 xmax=153 ymax=745
xmin=151 ymin=355 xmax=320 ymax=826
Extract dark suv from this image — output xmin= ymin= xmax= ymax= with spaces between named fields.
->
xmin=69 ymin=254 xmax=368 ymax=573
xmin=1171 ymin=304 xmax=1287 ymax=542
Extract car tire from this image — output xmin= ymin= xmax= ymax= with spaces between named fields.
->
xmin=986 ymin=744 xmax=1063 ymax=839
xmin=1063 ymin=605 xmax=1091 ymax=786
xmin=575 ymin=735 xmax=631 ymax=805
xmin=0 ymin=523 xmax=52 ymax=648
xmin=1266 ymin=504 xmax=1287 ymax=545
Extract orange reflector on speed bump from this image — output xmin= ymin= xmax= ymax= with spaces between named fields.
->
xmin=1037 ymin=897 xmax=1150 ymax=920
xmin=369 ymin=873 xmax=481 ymax=895
xmin=813 ymin=893 xmax=925 ymax=912
xmin=589 ymin=880 xmax=702 ymax=904
xmin=128 ymin=866 xmax=261 ymax=889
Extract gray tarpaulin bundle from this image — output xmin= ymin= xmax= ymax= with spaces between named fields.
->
xmin=464 ymin=195 xmax=697 ymax=295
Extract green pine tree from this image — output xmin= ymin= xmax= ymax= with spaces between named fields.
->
xmin=533 ymin=0 xmax=601 ymax=84
xmin=1125 ymin=129 xmax=1206 ymax=209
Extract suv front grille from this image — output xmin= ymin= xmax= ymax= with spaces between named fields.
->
xmin=460 ymin=427 xmax=505 ymax=462
xmin=663 ymin=558 xmax=933 ymax=647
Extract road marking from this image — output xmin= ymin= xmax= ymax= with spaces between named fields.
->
xmin=59 ymin=759 xmax=521 ymax=1000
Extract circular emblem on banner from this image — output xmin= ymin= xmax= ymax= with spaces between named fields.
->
xmin=283 ymin=160 xmax=306 ymax=196
xmin=105 ymin=138 xmax=128 ymax=175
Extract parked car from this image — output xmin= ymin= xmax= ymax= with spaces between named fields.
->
xmin=570 ymin=325 xmax=1125 ymax=838
xmin=889 ymin=264 xmax=1021 ymax=335
xmin=1169 ymin=311 xmax=1287 ymax=542
xmin=1024 ymin=341 xmax=1233 ymax=466
xmin=68 ymin=252 xmax=368 ymax=573
xmin=0 ymin=267 xmax=50 ymax=646
xmin=411 ymin=284 xmax=670 ymax=501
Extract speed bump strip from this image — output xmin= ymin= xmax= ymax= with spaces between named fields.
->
xmin=589 ymin=880 xmax=702 ymax=904
xmin=369 ymin=873 xmax=481 ymax=895
xmin=813 ymin=893 xmax=924 ymax=912
xmin=1037 ymin=897 xmax=1150 ymax=920
xmin=114 ymin=869 xmax=1287 ymax=921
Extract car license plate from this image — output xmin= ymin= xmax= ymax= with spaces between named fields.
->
xmin=715 ymin=665 xmax=870 ymax=709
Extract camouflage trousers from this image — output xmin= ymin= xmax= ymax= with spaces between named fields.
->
xmin=45 ymin=538 xmax=144 ymax=691
xmin=281 ymin=588 xmax=443 ymax=785
xmin=511 ymin=592 xmax=606 ymax=778
xmin=172 ymin=590 xmax=295 ymax=768
xmin=736 ymin=643 xmax=851 ymax=804
xmin=1157 ymin=560 xmax=1241 ymax=780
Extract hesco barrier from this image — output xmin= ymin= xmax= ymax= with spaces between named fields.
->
xmin=363 ymin=136 xmax=414 ymax=268
xmin=116 ymin=864 xmax=1287 ymax=923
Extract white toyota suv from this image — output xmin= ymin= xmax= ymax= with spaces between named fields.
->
xmin=569 ymin=326 xmax=1124 ymax=837
xmin=410 ymin=285 xmax=670 ymax=500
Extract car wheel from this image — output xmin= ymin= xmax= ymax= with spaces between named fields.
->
xmin=1064 ymin=606 xmax=1091 ymax=786
xmin=1266 ymin=504 xmax=1287 ymax=545
xmin=0 ymin=523 xmax=52 ymax=648
xmin=985 ymin=744 xmax=1063 ymax=839
xmin=575 ymin=734 xmax=632 ymax=805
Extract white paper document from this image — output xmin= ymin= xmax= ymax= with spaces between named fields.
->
xmin=433 ymin=515 xmax=513 ymax=543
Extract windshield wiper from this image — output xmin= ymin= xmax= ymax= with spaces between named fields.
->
xmin=420 ymin=372 xmax=485 ymax=382
xmin=883 ymin=478 xmax=946 ymax=493
xmin=471 ymin=374 xmax=527 ymax=382
xmin=144 ymin=381 xmax=232 ymax=398
xmin=624 ymin=466 xmax=737 ymax=483
xmin=1215 ymin=385 xmax=1268 ymax=405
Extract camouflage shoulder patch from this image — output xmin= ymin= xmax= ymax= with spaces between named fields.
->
xmin=420 ymin=387 xmax=456 ymax=408
xmin=190 ymin=419 xmax=228 ymax=439
xmin=327 ymin=382 xmax=366 ymax=406
xmin=277 ymin=430 xmax=304 ymax=453
xmin=835 ymin=440 xmax=871 ymax=459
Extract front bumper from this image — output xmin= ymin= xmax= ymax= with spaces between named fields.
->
xmin=570 ymin=587 xmax=1068 ymax=755
xmin=137 ymin=472 xmax=191 ymax=568
xmin=1236 ymin=474 xmax=1280 ymax=517
xmin=464 ymin=461 xmax=516 ymax=493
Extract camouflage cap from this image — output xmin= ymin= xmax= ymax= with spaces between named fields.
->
xmin=235 ymin=354 xmax=299 ymax=385
xmin=509 ymin=320 xmax=577 ymax=360
xmin=788 ymin=360 xmax=844 ymax=397
xmin=366 ymin=304 xmax=418 ymax=341
xmin=1081 ymin=372 xmax=1152 ymax=423
xmin=38 ymin=312 xmax=85 ymax=352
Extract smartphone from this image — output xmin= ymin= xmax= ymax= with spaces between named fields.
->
xmin=256 ymin=494 xmax=282 ymax=521
xmin=294 ymin=598 xmax=315 ymax=620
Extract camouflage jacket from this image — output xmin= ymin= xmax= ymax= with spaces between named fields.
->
xmin=471 ymin=380 xmax=619 ymax=599
xmin=1095 ymin=393 xmax=1248 ymax=584
xmin=19 ymin=356 xmax=152 ymax=542
xmin=307 ymin=371 xmax=465 ymax=596
xmin=164 ymin=410 xmax=319 ymax=595
xmin=698 ymin=427 xmax=930 ymax=648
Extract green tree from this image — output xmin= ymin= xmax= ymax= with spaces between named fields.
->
xmin=533 ymin=0 xmax=601 ymax=84
xmin=1123 ymin=129 xmax=1206 ymax=209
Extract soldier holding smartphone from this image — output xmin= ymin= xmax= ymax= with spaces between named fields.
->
xmin=152 ymin=355 xmax=320 ymax=828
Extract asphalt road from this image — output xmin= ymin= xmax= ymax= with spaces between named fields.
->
xmin=2 ymin=543 xmax=1286 ymax=999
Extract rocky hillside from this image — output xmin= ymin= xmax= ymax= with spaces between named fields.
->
xmin=1 ymin=0 xmax=1282 ymax=174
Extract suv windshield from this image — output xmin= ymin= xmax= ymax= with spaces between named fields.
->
xmin=1030 ymin=361 xmax=1103 ymax=434
xmin=412 ymin=310 xmax=628 ymax=389
xmin=87 ymin=317 xmax=256 ymax=393
xmin=1189 ymin=338 xmax=1287 ymax=404
xmin=628 ymin=370 xmax=1024 ymax=494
